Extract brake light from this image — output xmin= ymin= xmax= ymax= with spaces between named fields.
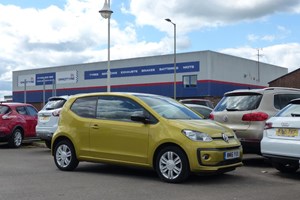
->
xmin=242 ymin=112 xmax=269 ymax=121
xmin=264 ymin=122 xmax=273 ymax=129
xmin=209 ymin=113 xmax=214 ymax=120
xmin=52 ymin=110 xmax=61 ymax=117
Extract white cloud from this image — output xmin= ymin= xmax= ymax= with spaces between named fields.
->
xmin=0 ymin=0 xmax=300 ymax=96
xmin=220 ymin=43 xmax=300 ymax=72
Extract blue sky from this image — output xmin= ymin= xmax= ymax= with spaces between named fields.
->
xmin=1 ymin=0 xmax=300 ymax=100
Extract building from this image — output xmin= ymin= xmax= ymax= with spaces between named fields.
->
xmin=269 ymin=68 xmax=300 ymax=88
xmin=13 ymin=50 xmax=287 ymax=109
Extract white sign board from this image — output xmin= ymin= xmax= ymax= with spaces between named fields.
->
xmin=18 ymin=74 xmax=35 ymax=87
xmin=56 ymin=71 xmax=78 ymax=84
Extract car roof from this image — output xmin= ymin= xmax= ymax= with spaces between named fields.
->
xmin=71 ymin=92 xmax=169 ymax=99
xmin=179 ymin=98 xmax=211 ymax=102
xmin=225 ymin=87 xmax=300 ymax=95
xmin=184 ymin=103 xmax=213 ymax=110
xmin=290 ymin=98 xmax=300 ymax=104
xmin=0 ymin=102 xmax=32 ymax=107
xmin=48 ymin=95 xmax=70 ymax=101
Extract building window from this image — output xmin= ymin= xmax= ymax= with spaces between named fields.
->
xmin=183 ymin=75 xmax=197 ymax=88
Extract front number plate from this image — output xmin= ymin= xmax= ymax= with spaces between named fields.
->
xmin=224 ymin=151 xmax=240 ymax=160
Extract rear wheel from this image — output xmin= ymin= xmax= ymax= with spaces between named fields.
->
xmin=9 ymin=129 xmax=23 ymax=148
xmin=155 ymin=146 xmax=190 ymax=183
xmin=54 ymin=140 xmax=79 ymax=171
xmin=273 ymin=161 xmax=299 ymax=173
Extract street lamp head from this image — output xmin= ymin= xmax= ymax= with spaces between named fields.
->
xmin=165 ymin=18 xmax=175 ymax=26
xmin=99 ymin=0 xmax=113 ymax=19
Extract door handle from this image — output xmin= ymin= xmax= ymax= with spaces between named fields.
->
xmin=91 ymin=124 xmax=99 ymax=129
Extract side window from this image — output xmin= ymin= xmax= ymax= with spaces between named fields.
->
xmin=183 ymin=75 xmax=197 ymax=88
xmin=71 ymin=96 xmax=97 ymax=118
xmin=274 ymin=94 xmax=300 ymax=110
xmin=26 ymin=106 xmax=37 ymax=116
xmin=96 ymin=96 xmax=144 ymax=122
xmin=16 ymin=106 xmax=27 ymax=115
xmin=0 ymin=106 xmax=10 ymax=114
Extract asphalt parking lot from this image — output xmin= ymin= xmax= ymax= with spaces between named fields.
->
xmin=0 ymin=142 xmax=300 ymax=200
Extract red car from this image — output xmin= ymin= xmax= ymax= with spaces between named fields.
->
xmin=0 ymin=102 xmax=38 ymax=148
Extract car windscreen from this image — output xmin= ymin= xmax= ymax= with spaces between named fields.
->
xmin=214 ymin=93 xmax=262 ymax=112
xmin=43 ymin=99 xmax=67 ymax=110
xmin=275 ymin=103 xmax=300 ymax=117
xmin=0 ymin=105 xmax=10 ymax=114
xmin=136 ymin=95 xmax=202 ymax=120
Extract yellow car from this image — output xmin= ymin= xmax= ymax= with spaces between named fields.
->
xmin=51 ymin=92 xmax=242 ymax=183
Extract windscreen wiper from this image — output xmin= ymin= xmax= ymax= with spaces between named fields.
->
xmin=291 ymin=113 xmax=300 ymax=117
xmin=226 ymin=108 xmax=240 ymax=111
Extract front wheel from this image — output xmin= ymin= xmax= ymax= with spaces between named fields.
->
xmin=54 ymin=140 xmax=79 ymax=171
xmin=273 ymin=161 xmax=299 ymax=173
xmin=155 ymin=146 xmax=190 ymax=183
xmin=9 ymin=129 xmax=23 ymax=148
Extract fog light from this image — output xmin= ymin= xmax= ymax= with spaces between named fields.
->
xmin=202 ymin=154 xmax=210 ymax=160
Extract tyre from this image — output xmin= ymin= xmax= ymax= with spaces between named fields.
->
xmin=8 ymin=129 xmax=23 ymax=148
xmin=273 ymin=161 xmax=299 ymax=173
xmin=45 ymin=140 xmax=51 ymax=149
xmin=155 ymin=146 xmax=190 ymax=183
xmin=54 ymin=140 xmax=79 ymax=171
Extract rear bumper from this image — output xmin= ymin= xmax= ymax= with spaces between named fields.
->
xmin=36 ymin=130 xmax=54 ymax=140
xmin=36 ymin=126 xmax=57 ymax=141
xmin=261 ymin=136 xmax=300 ymax=159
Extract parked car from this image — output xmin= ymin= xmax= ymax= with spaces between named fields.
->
xmin=36 ymin=96 xmax=69 ymax=148
xmin=0 ymin=102 xmax=38 ymax=148
xmin=51 ymin=92 xmax=242 ymax=183
xmin=209 ymin=87 xmax=300 ymax=154
xmin=179 ymin=99 xmax=214 ymax=108
xmin=184 ymin=104 xmax=213 ymax=119
xmin=261 ymin=98 xmax=300 ymax=173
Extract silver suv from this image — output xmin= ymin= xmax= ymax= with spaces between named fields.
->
xmin=209 ymin=87 xmax=300 ymax=154
xmin=36 ymin=96 xmax=69 ymax=148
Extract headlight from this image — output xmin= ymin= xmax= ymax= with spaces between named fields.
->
xmin=182 ymin=130 xmax=212 ymax=142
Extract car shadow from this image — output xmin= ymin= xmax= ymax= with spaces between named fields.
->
xmin=75 ymin=163 xmax=243 ymax=184
xmin=242 ymin=154 xmax=272 ymax=168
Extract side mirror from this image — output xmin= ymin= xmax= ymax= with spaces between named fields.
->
xmin=131 ymin=115 xmax=151 ymax=124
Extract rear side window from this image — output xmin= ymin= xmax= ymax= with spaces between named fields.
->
xmin=274 ymin=94 xmax=300 ymax=110
xmin=71 ymin=97 xmax=97 ymax=118
xmin=44 ymin=98 xmax=67 ymax=110
xmin=0 ymin=106 xmax=10 ymax=114
xmin=214 ymin=93 xmax=262 ymax=112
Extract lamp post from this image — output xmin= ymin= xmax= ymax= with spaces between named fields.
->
xmin=165 ymin=18 xmax=176 ymax=100
xmin=99 ymin=0 xmax=113 ymax=92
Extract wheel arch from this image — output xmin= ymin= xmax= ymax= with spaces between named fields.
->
xmin=51 ymin=136 xmax=74 ymax=156
xmin=152 ymin=142 xmax=189 ymax=170
xmin=12 ymin=125 xmax=24 ymax=138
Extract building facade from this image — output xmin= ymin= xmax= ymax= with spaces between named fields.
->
xmin=269 ymin=68 xmax=300 ymax=88
xmin=13 ymin=50 xmax=287 ymax=108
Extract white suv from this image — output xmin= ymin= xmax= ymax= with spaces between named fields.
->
xmin=261 ymin=98 xmax=300 ymax=173
xmin=210 ymin=87 xmax=300 ymax=154
xmin=36 ymin=96 xmax=69 ymax=148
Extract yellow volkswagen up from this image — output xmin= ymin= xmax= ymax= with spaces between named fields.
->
xmin=52 ymin=92 xmax=242 ymax=183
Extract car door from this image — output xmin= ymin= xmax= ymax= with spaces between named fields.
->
xmin=16 ymin=106 xmax=37 ymax=137
xmin=89 ymin=96 xmax=149 ymax=164
xmin=25 ymin=106 xmax=38 ymax=136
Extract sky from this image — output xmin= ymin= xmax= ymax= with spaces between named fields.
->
xmin=1 ymin=0 xmax=300 ymax=100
